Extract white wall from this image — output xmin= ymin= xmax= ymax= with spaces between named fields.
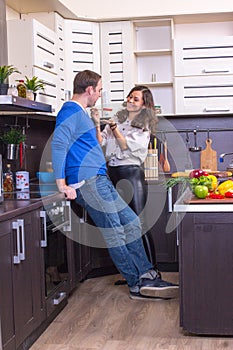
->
xmin=59 ymin=0 xmax=233 ymax=20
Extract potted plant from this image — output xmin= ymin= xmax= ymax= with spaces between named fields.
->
xmin=23 ymin=76 xmax=45 ymax=100
xmin=0 ymin=65 xmax=21 ymax=95
xmin=0 ymin=128 xmax=26 ymax=160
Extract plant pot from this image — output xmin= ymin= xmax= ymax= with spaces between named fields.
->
xmin=4 ymin=143 xmax=19 ymax=160
xmin=0 ymin=83 xmax=9 ymax=95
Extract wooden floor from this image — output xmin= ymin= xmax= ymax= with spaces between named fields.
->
xmin=31 ymin=273 xmax=233 ymax=350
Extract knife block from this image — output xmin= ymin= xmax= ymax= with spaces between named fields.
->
xmin=144 ymin=149 xmax=158 ymax=180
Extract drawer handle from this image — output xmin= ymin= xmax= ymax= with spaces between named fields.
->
xmin=43 ymin=61 xmax=54 ymax=69
xmin=204 ymin=107 xmax=230 ymax=112
xmin=53 ymin=292 xmax=66 ymax=305
xmin=18 ymin=219 xmax=25 ymax=261
xmin=12 ymin=221 xmax=20 ymax=264
xmin=202 ymin=69 xmax=230 ymax=74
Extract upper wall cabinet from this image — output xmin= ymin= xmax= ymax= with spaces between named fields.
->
xmin=174 ymin=37 xmax=233 ymax=76
xmin=100 ymin=21 xmax=134 ymax=110
xmin=7 ymin=19 xmax=58 ymax=113
xmin=64 ymin=20 xmax=100 ymax=96
xmin=173 ymin=19 xmax=233 ymax=115
xmin=132 ymin=19 xmax=174 ymax=115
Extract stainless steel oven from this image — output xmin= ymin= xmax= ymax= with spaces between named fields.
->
xmin=40 ymin=199 xmax=71 ymax=316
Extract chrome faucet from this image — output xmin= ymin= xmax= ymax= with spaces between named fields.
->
xmin=219 ymin=152 xmax=233 ymax=162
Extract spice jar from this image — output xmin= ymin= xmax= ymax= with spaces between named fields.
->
xmin=155 ymin=106 xmax=162 ymax=114
xmin=17 ymin=80 xmax=26 ymax=98
xmin=7 ymin=84 xmax=18 ymax=97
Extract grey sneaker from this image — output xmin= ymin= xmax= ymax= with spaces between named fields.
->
xmin=130 ymin=291 xmax=162 ymax=301
xmin=140 ymin=277 xmax=179 ymax=299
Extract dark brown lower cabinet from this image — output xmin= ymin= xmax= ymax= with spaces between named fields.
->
xmin=179 ymin=212 xmax=233 ymax=335
xmin=68 ymin=203 xmax=92 ymax=288
xmin=146 ymin=182 xmax=178 ymax=264
xmin=0 ymin=209 xmax=46 ymax=350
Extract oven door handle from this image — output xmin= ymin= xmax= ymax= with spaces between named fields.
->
xmin=50 ymin=220 xmax=70 ymax=233
xmin=40 ymin=210 xmax=47 ymax=247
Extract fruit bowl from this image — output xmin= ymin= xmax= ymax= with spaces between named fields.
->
xmin=36 ymin=171 xmax=55 ymax=183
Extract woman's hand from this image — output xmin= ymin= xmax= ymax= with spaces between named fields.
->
xmin=102 ymin=118 xmax=115 ymax=127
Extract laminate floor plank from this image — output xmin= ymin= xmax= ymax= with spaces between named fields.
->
xmin=30 ymin=273 xmax=233 ymax=350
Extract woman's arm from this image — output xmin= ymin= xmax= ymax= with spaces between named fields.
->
xmin=110 ymin=125 xmax=128 ymax=151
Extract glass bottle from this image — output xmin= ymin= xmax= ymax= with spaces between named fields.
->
xmin=17 ymin=80 xmax=26 ymax=98
xmin=3 ymin=163 xmax=14 ymax=193
xmin=7 ymin=84 xmax=18 ymax=97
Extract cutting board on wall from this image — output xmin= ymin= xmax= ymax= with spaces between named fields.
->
xmin=200 ymin=138 xmax=217 ymax=170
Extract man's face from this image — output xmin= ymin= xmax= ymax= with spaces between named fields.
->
xmin=87 ymin=79 xmax=103 ymax=107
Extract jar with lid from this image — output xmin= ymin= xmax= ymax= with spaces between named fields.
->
xmin=7 ymin=84 xmax=18 ymax=97
xmin=3 ymin=163 xmax=14 ymax=194
xmin=17 ymin=80 xmax=26 ymax=98
xmin=155 ymin=106 xmax=162 ymax=114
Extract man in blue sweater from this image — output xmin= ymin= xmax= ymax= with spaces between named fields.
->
xmin=51 ymin=70 xmax=178 ymax=300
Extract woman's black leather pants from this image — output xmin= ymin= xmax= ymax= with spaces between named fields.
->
xmin=108 ymin=164 xmax=157 ymax=267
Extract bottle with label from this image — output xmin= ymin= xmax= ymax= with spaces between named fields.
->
xmin=3 ymin=163 xmax=14 ymax=193
xmin=17 ymin=80 xmax=26 ymax=98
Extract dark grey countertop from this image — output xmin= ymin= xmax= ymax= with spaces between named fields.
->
xmin=0 ymin=191 xmax=64 ymax=222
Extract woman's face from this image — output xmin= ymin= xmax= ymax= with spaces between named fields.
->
xmin=126 ymin=90 xmax=144 ymax=113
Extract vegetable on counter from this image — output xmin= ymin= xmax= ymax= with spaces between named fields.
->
xmin=165 ymin=169 xmax=233 ymax=200
xmin=216 ymin=179 xmax=233 ymax=196
xmin=194 ymin=185 xmax=209 ymax=199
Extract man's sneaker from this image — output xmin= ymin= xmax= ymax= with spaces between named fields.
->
xmin=140 ymin=277 xmax=179 ymax=299
xmin=129 ymin=291 xmax=163 ymax=301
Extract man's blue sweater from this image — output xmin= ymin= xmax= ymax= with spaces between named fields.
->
xmin=51 ymin=101 xmax=107 ymax=185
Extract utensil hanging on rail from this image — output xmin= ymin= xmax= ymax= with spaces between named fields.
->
xmin=200 ymin=130 xmax=217 ymax=171
xmin=189 ymin=129 xmax=202 ymax=152
xmin=163 ymin=135 xmax=171 ymax=173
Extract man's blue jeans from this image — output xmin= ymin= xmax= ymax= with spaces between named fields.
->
xmin=75 ymin=175 xmax=153 ymax=288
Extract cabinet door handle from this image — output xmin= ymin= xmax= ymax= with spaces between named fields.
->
xmin=204 ymin=107 xmax=230 ymax=112
xmin=168 ymin=187 xmax=173 ymax=213
xmin=53 ymin=292 xmax=66 ymax=305
xmin=62 ymin=200 xmax=71 ymax=232
xmin=18 ymin=219 xmax=25 ymax=261
xmin=40 ymin=210 xmax=47 ymax=247
xmin=43 ymin=61 xmax=54 ymax=69
xmin=12 ymin=221 xmax=20 ymax=264
xmin=202 ymin=69 xmax=230 ymax=74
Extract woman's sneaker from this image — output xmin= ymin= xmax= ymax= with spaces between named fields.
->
xmin=139 ymin=277 xmax=179 ymax=299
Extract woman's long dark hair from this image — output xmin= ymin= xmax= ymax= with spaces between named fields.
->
xmin=116 ymin=86 xmax=158 ymax=135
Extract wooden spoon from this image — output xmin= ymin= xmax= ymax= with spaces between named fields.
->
xmin=163 ymin=140 xmax=171 ymax=173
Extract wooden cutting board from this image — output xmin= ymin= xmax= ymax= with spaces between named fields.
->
xmin=184 ymin=196 xmax=233 ymax=204
xmin=200 ymin=138 xmax=217 ymax=171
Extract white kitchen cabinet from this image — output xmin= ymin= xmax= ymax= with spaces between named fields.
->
xmin=100 ymin=21 xmax=134 ymax=109
xmin=132 ymin=19 xmax=174 ymax=115
xmin=7 ymin=18 xmax=58 ymax=113
xmin=53 ymin=13 xmax=66 ymax=111
xmin=64 ymin=20 xmax=100 ymax=97
xmin=173 ymin=19 xmax=233 ymax=115
xmin=174 ymin=37 xmax=233 ymax=77
xmin=174 ymin=75 xmax=233 ymax=114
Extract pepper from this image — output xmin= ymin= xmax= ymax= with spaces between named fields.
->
xmin=224 ymin=190 xmax=233 ymax=198
xmin=216 ymin=180 xmax=233 ymax=195
xmin=208 ymin=193 xmax=225 ymax=199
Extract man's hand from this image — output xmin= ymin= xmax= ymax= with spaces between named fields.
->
xmin=56 ymin=179 xmax=77 ymax=200
xmin=90 ymin=108 xmax=100 ymax=126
